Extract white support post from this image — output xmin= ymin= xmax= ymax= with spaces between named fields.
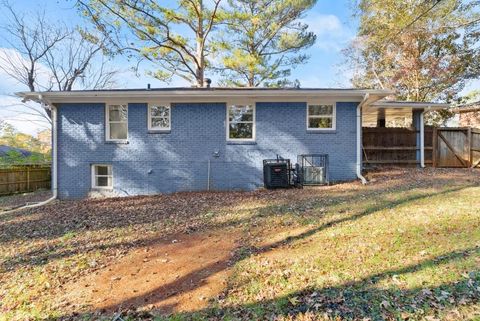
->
xmin=420 ymin=111 xmax=425 ymax=168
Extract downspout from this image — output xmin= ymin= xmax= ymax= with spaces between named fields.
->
xmin=420 ymin=110 xmax=425 ymax=168
xmin=356 ymin=94 xmax=369 ymax=184
xmin=2 ymin=95 xmax=58 ymax=214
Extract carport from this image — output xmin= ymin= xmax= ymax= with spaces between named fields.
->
xmin=362 ymin=101 xmax=449 ymax=167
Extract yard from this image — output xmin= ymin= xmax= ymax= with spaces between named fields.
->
xmin=1 ymin=168 xmax=480 ymax=321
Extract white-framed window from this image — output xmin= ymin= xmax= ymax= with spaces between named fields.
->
xmin=227 ymin=102 xmax=255 ymax=141
xmin=148 ymin=103 xmax=171 ymax=131
xmin=307 ymin=103 xmax=336 ymax=130
xmin=106 ymin=104 xmax=128 ymax=141
xmin=91 ymin=164 xmax=113 ymax=189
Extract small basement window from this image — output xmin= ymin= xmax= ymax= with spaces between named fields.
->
xmin=91 ymin=164 xmax=113 ymax=189
xmin=307 ymin=103 xmax=336 ymax=130
xmin=148 ymin=104 xmax=171 ymax=131
xmin=227 ymin=103 xmax=255 ymax=141
xmin=106 ymin=104 xmax=128 ymax=141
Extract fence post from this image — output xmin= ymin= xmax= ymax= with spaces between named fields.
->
xmin=468 ymin=127 xmax=472 ymax=167
xmin=432 ymin=127 xmax=438 ymax=168
xmin=27 ymin=166 xmax=30 ymax=191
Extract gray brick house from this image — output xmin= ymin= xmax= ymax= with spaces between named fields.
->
xmin=19 ymin=87 xmax=446 ymax=199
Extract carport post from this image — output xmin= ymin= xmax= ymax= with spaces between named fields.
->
xmin=413 ymin=110 xmax=425 ymax=168
xmin=420 ymin=111 xmax=425 ymax=168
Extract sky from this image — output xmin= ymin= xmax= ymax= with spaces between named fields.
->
xmin=0 ymin=0 xmax=360 ymax=134
xmin=0 ymin=0 xmax=478 ymax=135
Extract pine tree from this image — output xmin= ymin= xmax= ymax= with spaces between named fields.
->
xmin=216 ymin=0 xmax=316 ymax=87
xmin=78 ymin=0 xmax=223 ymax=87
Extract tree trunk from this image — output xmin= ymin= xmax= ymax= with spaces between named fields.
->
xmin=195 ymin=63 xmax=204 ymax=87
xmin=248 ymin=74 xmax=255 ymax=87
xmin=27 ymin=71 xmax=35 ymax=92
xmin=195 ymin=30 xmax=204 ymax=88
xmin=195 ymin=0 xmax=205 ymax=87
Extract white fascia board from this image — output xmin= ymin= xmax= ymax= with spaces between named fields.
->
xmin=17 ymin=89 xmax=394 ymax=104
xmin=370 ymin=101 xmax=450 ymax=110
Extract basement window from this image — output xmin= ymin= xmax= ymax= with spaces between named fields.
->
xmin=227 ymin=103 xmax=255 ymax=141
xmin=307 ymin=103 xmax=336 ymax=130
xmin=106 ymin=104 xmax=128 ymax=141
xmin=91 ymin=164 xmax=113 ymax=189
xmin=148 ymin=104 xmax=171 ymax=131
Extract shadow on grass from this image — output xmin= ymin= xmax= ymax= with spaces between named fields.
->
xmin=166 ymin=247 xmax=480 ymax=321
xmin=42 ymin=184 xmax=478 ymax=320
xmin=1 ymin=183 xmax=472 ymax=273
xmin=54 ymin=246 xmax=480 ymax=320
xmin=0 ymin=170 xmax=464 ymax=244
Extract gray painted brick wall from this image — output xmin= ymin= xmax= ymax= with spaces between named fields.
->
xmin=57 ymin=101 xmax=358 ymax=198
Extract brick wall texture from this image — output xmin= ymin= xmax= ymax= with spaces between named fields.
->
xmin=57 ymin=101 xmax=359 ymax=198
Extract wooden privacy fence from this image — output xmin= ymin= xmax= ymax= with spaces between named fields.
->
xmin=363 ymin=127 xmax=433 ymax=166
xmin=0 ymin=164 xmax=51 ymax=195
xmin=433 ymin=128 xmax=480 ymax=168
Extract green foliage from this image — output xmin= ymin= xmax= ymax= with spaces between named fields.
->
xmin=77 ymin=0 xmax=224 ymax=87
xmin=216 ymin=0 xmax=316 ymax=87
xmin=457 ymin=90 xmax=480 ymax=105
xmin=345 ymin=0 xmax=480 ymax=104
xmin=0 ymin=125 xmax=51 ymax=165
xmin=264 ymin=79 xmax=301 ymax=88
xmin=78 ymin=0 xmax=317 ymax=87
xmin=0 ymin=150 xmax=50 ymax=166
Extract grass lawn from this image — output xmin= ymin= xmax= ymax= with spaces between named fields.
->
xmin=0 ymin=168 xmax=479 ymax=320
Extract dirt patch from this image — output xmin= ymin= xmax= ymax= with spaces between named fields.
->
xmin=59 ymin=227 xmax=241 ymax=315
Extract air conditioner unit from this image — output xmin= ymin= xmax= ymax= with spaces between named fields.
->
xmin=263 ymin=159 xmax=291 ymax=189
xmin=297 ymin=154 xmax=329 ymax=186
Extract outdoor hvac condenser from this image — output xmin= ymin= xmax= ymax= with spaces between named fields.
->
xmin=297 ymin=154 xmax=329 ymax=185
xmin=263 ymin=159 xmax=291 ymax=189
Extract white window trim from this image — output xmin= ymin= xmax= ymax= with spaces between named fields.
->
xmin=226 ymin=101 xmax=256 ymax=142
xmin=306 ymin=102 xmax=336 ymax=131
xmin=91 ymin=164 xmax=113 ymax=190
xmin=105 ymin=103 xmax=128 ymax=142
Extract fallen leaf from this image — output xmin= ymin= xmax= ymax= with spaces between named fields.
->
xmin=288 ymin=296 xmax=300 ymax=306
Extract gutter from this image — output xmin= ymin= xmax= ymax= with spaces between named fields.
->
xmin=356 ymin=94 xmax=370 ymax=184
xmin=2 ymin=95 xmax=58 ymax=214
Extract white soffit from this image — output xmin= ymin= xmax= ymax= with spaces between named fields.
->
xmin=363 ymin=108 xmax=415 ymax=126
xmin=363 ymin=101 xmax=450 ymax=126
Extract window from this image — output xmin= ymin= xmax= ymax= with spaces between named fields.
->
xmin=148 ymin=104 xmax=171 ymax=131
xmin=106 ymin=104 xmax=128 ymax=141
xmin=227 ymin=103 xmax=255 ymax=141
xmin=307 ymin=103 xmax=336 ymax=130
xmin=91 ymin=165 xmax=113 ymax=189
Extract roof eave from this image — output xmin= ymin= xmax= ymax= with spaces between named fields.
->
xmin=452 ymin=106 xmax=480 ymax=113
xmin=17 ymin=89 xmax=394 ymax=104
xmin=370 ymin=101 xmax=450 ymax=110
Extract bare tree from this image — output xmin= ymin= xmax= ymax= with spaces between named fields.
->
xmin=44 ymin=33 xmax=117 ymax=91
xmin=0 ymin=2 xmax=67 ymax=92
xmin=0 ymin=1 xmax=118 ymax=92
xmin=0 ymin=1 xmax=119 ymax=132
xmin=1 ymin=97 xmax=53 ymax=126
